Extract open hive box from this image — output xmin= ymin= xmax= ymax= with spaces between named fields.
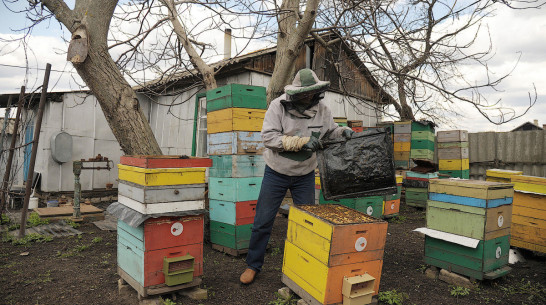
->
xmin=283 ymin=204 xmax=388 ymax=305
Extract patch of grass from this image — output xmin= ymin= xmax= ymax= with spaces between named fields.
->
xmin=63 ymin=218 xmax=80 ymax=229
xmin=3 ymin=233 xmax=52 ymax=245
xmin=390 ymin=215 xmax=407 ymax=224
xmin=500 ymin=278 xmax=546 ymax=303
xmin=378 ymin=289 xmax=408 ymax=305
xmin=416 ymin=264 xmax=427 ymax=273
xmin=57 ymin=244 xmax=90 ymax=258
xmin=268 ymin=292 xmax=298 ymax=305
xmin=7 ymin=224 xmax=20 ymax=231
xmin=1 ymin=213 xmax=10 ymax=223
xmin=91 ymin=237 xmax=103 ymax=244
xmin=27 ymin=212 xmax=49 ymax=228
xmin=271 ymin=246 xmax=281 ymax=256
xmin=160 ymin=297 xmax=176 ymax=305
xmin=450 ymin=286 xmax=470 ymax=298
xmin=24 ymin=270 xmax=52 ymax=284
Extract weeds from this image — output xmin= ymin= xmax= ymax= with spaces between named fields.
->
xmin=271 ymin=247 xmax=281 ymax=256
xmin=91 ymin=237 xmax=103 ymax=244
xmin=378 ymin=289 xmax=408 ymax=305
xmin=63 ymin=219 xmax=80 ymax=229
xmin=450 ymin=286 xmax=470 ymax=298
xmin=390 ymin=215 xmax=407 ymax=224
xmin=416 ymin=264 xmax=427 ymax=273
xmin=57 ymin=244 xmax=90 ymax=258
xmin=160 ymin=297 xmax=176 ymax=305
xmin=27 ymin=212 xmax=49 ymax=228
xmin=268 ymin=292 xmax=298 ymax=305
xmin=500 ymin=278 xmax=546 ymax=303
xmin=3 ymin=233 xmax=52 ymax=245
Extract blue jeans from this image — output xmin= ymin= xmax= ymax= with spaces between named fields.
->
xmin=246 ymin=165 xmax=315 ymax=272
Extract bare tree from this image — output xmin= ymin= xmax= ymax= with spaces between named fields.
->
xmin=315 ymin=0 xmax=543 ymax=124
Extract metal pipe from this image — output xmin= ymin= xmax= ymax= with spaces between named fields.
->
xmin=19 ymin=63 xmax=51 ymax=238
xmin=0 ymin=87 xmax=26 ymax=222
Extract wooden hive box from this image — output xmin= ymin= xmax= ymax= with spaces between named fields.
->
xmin=117 ymin=164 xmax=206 ymax=186
xmin=486 ymin=169 xmax=522 ymax=183
xmin=117 ymin=215 xmax=204 ymax=288
xmin=426 ymin=200 xmax=512 ymax=240
xmin=209 ymin=221 xmax=252 ymax=250
xmin=206 ymin=84 xmax=266 ymax=112
xmin=393 ymin=142 xmax=411 ymax=152
xmin=511 ymin=191 xmax=546 ymax=253
xmin=396 ymin=175 xmax=404 ymax=184
xmin=410 ymin=149 xmax=434 ymax=160
xmin=348 ymin=120 xmax=363 ymax=127
xmin=394 ymin=151 xmax=410 ymax=161
xmin=437 ymin=130 xmax=468 ymax=142
xmin=207 ymin=108 xmax=266 ymax=134
xmin=393 ymin=121 xmax=412 ymax=134
xmin=424 ymin=235 xmax=511 ymax=280
xmin=406 ymin=171 xmax=438 ymax=180
xmin=437 ymin=141 xmax=468 ymax=149
xmin=411 ymin=121 xmax=434 ymax=132
xmin=120 ymin=155 xmax=212 ymax=169
xmin=394 ymin=160 xmax=410 ymax=169
xmin=383 ymin=199 xmax=400 ymax=217
xmin=510 ymin=175 xmax=546 ymax=194
xmin=428 ymin=179 xmax=514 ymax=208
xmin=411 ymin=130 xmax=435 ymax=141
xmin=405 ymin=187 xmax=428 ymax=207
xmin=438 ymin=147 xmax=469 ymax=160
xmin=438 ymin=169 xmax=469 ymax=179
xmin=118 ymin=181 xmax=206 ymax=203
xmin=209 ymin=155 xmax=265 ymax=178
xmin=208 ymin=177 xmax=263 ymax=202
xmin=351 ymin=127 xmax=364 ymax=133
xmin=207 ymin=131 xmax=264 ymax=155
xmin=394 ymin=134 xmax=411 ymax=143
xmin=354 ymin=196 xmax=384 ymax=218
xmin=439 ymin=159 xmax=470 ymax=171
xmin=283 ymin=205 xmax=387 ymax=305
xmin=410 ymin=139 xmax=434 ymax=150
xmin=209 ymin=199 xmax=256 ymax=226
xmin=384 ymin=185 xmax=402 ymax=201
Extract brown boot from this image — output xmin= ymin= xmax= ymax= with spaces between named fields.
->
xmin=240 ymin=268 xmax=257 ymax=284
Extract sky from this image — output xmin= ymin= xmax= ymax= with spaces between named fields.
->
xmin=0 ymin=1 xmax=545 ymax=132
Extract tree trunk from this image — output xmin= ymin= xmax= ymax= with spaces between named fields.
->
xmin=397 ymin=78 xmax=415 ymax=121
xmin=43 ymin=0 xmax=162 ymax=155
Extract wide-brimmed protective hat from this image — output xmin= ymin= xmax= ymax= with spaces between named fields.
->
xmin=284 ymin=68 xmax=330 ymax=96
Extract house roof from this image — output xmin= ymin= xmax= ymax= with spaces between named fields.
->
xmin=511 ymin=121 xmax=544 ymax=131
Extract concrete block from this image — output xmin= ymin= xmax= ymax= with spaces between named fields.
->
xmin=297 ymin=299 xmax=308 ymax=305
xmin=425 ymin=266 xmax=439 ymax=279
xmin=139 ymin=297 xmax=161 ymax=305
xmin=179 ymin=287 xmax=208 ymax=300
xmin=438 ymin=269 xmax=475 ymax=289
xmin=278 ymin=287 xmax=292 ymax=300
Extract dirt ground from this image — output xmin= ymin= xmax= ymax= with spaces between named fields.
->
xmin=1 ymin=202 xmax=545 ymax=305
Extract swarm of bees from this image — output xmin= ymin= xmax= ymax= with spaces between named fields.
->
xmin=299 ymin=204 xmax=377 ymax=224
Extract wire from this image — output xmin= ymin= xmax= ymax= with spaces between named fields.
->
xmin=0 ymin=63 xmax=78 ymax=74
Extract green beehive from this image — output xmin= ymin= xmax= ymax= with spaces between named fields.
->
xmin=210 ymin=221 xmax=252 ymax=250
xmin=206 ymin=84 xmax=267 ymax=112
xmin=163 ymin=255 xmax=194 ymax=286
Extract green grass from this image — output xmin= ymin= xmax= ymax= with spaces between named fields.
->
xmin=450 ymin=286 xmax=470 ymax=298
xmin=2 ymin=233 xmax=53 ymax=245
xmin=378 ymin=289 xmax=409 ymax=305
xmin=500 ymin=278 xmax=546 ymax=303
xmin=27 ymin=212 xmax=49 ymax=228
xmin=91 ymin=237 xmax=103 ymax=243
xmin=268 ymin=292 xmax=298 ymax=305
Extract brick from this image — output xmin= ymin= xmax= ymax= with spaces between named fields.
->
xmin=438 ymin=269 xmax=475 ymax=289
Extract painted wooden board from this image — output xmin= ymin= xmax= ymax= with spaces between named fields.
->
xmin=513 ymin=191 xmax=546 ymax=211
xmin=207 ymin=131 xmax=264 ymax=155
xmin=351 ymin=127 xmax=364 ymax=133
xmin=209 ymin=221 xmax=252 ymax=249
xmin=411 ymin=122 xmax=434 ymax=132
xmin=319 ymin=191 xmax=356 ymax=208
xmin=34 ymin=205 xmax=102 ymax=216
xmin=394 ymin=134 xmax=411 ymax=142
xmin=286 ymin=219 xmax=386 ymax=267
xmin=282 ymin=240 xmax=383 ymax=304
xmin=209 ymin=155 xmax=265 ymax=178
xmin=407 ymin=172 xmax=438 ymax=179
xmin=117 ymin=215 xmax=203 ymax=251
xmin=393 ymin=122 xmax=411 ymax=134
xmin=511 ymin=215 xmax=546 ymax=246
xmin=430 ymin=178 xmax=513 ymax=191
xmin=486 ymin=169 xmax=523 ymax=179
xmin=428 ymin=193 xmax=512 ymax=208
xmin=510 ymin=238 xmax=546 ymax=253
xmin=411 ymin=139 xmax=434 ymax=150
xmin=208 ymin=177 xmax=263 ymax=202
xmin=209 ymin=199 xmax=257 ymax=226
xmin=206 ymin=84 xmax=266 ymax=112
xmin=511 ymin=175 xmax=546 ymax=185
xmin=118 ymin=164 xmax=206 ymax=186
xmin=511 ymin=182 xmax=546 ymax=195
xmin=396 ymin=175 xmax=403 ymax=184
xmin=426 ymin=200 xmax=511 ymax=240
xmin=118 ymin=195 xmax=204 ymax=214
xmin=354 ymin=199 xmax=384 ymax=218
xmin=393 ymin=142 xmax=411 ymax=152
xmin=429 ymin=182 xmax=514 ymax=200
xmin=394 ymin=160 xmax=410 ymax=169
xmin=438 ymin=141 xmax=469 ymax=148
xmin=384 ymin=186 xmax=402 ymax=201
xmin=394 ymin=151 xmax=410 ymax=161
xmin=120 ymin=155 xmax=212 ymax=169
xmin=439 ymin=169 xmax=469 ymax=179
xmin=383 ymin=199 xmax=400 ymax=216
xmin=118 ymin=267 xmax=201 ymax=299
xmin=117 ymin=236 xmax=203 ymax=287
xmin=439 ymin=159 xmax=470 ymax=170
xmin=424 ymin=235 xmax=509 ymax=280
xmin=411 ymin=130 xmax=435 ymax=141
xmin=437 ymin=130 xmax=468 ymax=142
xmin=406 ymin=189 xmax=428 ymax=202
xmin=406 ymin=200 xmax=426 ymax=208
xmin=118 ymin=181 xmax=206 ymax=203
xmin=486 ymin=177 xmax=510 ymax=183
xmin=438 ymin=147 xmax=469 ymax=159
xmin=315 ymin=176 xmax=321 ymax=187
xmin=207 ymin=108 xmax=266 ymax=134
xmin=410 ymin=149 xmax=434 ymax=160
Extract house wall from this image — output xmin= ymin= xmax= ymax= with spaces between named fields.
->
xmin=29 ymin=70 xmax=380 ymax=193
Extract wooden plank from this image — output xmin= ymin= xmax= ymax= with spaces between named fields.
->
xmin=207 ymin=131 xmax=264 ymax=155
xmin=209 ymin=155 xmax=265 ymax=178
xmin=118 ymin=181 xmax=206 ymax=203
xmin=512 ymin=182 xmax=546 ymax=195
xmin=393 ymin=142 xmax=411 ymax=152
xmin=393 ymin=151 xmax=410 ymax=161
xmin=35 ymin=205 xmax=102 ymax=217
xmin=143 ymin=215 xmax=204 ymax=251
xmin=510 ymin=238 xmax=546 ymax=253
xmin=208 ymin=177 xmax=263 ymax=202
xmin=118 ymin=267 xmax=202 ymax=298
xmin=437 ymin=130 xmax=468 ymax=142
xmin=288 ymin=206 xmax=333 ymax=242
xmin=511 ymin=175 xmax=546 ymax=185
xmin=117 ymin=165 xmax=206 ymax=186
xmin=429 ymin=183 xmax=514 ymax=200
xmin=511 ymin=220 xmax=546 ymax=246
xmin=429 ymin=178 xmax=513 ymax=190
xmin=282 ymin=274 xmax=324 ymax=305
xmin=117 ymin=195 xmax=205 ymax=214
xmin=512 ymin=205 xmax=546 ymax=219
xmin=207 ymin=108 xmax=266 ymax=134
xmin=211 ymin=243 xmax=248 ymax=256
xmin=206 ymin=84 xmax=267 ymax=112
xmin=209 ymin=199 xmax=256 ymax=226
xmin=438 ymin=147 xmax=469 ymax=159
xmin=411 ymin=139 xmax=434 ymax=150
xmin=383 ymin=199 xmax=400 ymax=216
xmin=209 ymin=221 xmax=252 ymax=249
xmin=438 ymin=142 xmax=469 ymax=148
xmin=513 ymin=191 xmax=546 ymax=211
xmin=120 ymin=155 xmax=212 ymax=169
xmin=428 ymin=193 xmax=512 ymax=208
xmin=393 ymin=134 xmax=411 ymax=142
xmin=411 ymin=130 xmax=435 ymax=141
xmin=486 ymin=169 xmax=523 ymax=179
xmin=439 ymin=159 xmax=470 ymax=170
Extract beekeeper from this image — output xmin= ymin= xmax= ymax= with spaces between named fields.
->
xmin=240 ymin=68 xmax=353 ymax=284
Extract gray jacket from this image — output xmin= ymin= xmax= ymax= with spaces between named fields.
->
xmin=261 ymin=93 xmax=349 ymax=176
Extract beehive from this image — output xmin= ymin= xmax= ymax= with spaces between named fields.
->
xmin=486 ymin=169 xmax=522 ymax=183
xmin=510 ymin=175 xmax=546 ymax=253
xmin=429 ymin=179 xmax=513 ymax=208
xmin=205 ymin=84 xmax=266 ymax=112
xmin=207 ymin=108 xmax=266 ymax=134
xmin=117 ymin=164 xmax=206 ymax=186
xmin=283 ymin=205 xmax=387 ymax=305
xmin=436 ymin=130 xmax=469 ymax=179
xmin=319 ymin=191 xmax=383 ymax=218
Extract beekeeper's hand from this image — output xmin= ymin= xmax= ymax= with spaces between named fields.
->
xmin=342 ymin=129 xmax=354 ymax=140
xmin=302 ymin=131 xmax=322 ymax=152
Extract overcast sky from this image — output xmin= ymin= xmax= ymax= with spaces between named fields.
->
xmin=0 ymin=2 xmax=544 ymax=132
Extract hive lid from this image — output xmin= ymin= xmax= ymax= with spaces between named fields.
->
xmin=429 ymin=178 xmax=513 ymax=190
xmin=511 ymin=175 xmax=546 ymax=185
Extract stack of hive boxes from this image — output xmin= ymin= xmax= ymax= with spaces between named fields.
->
xmin=425 ymin=179 xmax=513 ymax=280
xmin=282 ymin=204 xmax=388 ymax=305
xmin=404 ymin=172 xmax=438 ymax=208
xmin=383 ymin=175 xmax=403 ymax=218
xmin=206 ymin=84 xmax=266 ymax=254
xmin=510 ymin=175 xmax=546 ymax=253
xmin=348 ymin=120 xmax=364 ymax=133
xmin=486 ymin=169 xmax=522 ymax=183
xmin=334 ymin=117 xmax=348 ymax=127
xmin=116 ymin=156 xmax=212 ymax=292
xmin=319 ymin=192 xmax=384 ymax=219
xmin=437 ymin=130 xmax=469 ymax=179
xmin=393 ymin=121 xmax=412 ymax=169
xmin=410 ymin=121 xmax=435 ymax=162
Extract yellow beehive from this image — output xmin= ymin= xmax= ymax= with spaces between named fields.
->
xmin=486 ymin=169 xmax=522 ymax=183
xmin=439 ymin=159 xmax=469 ymax=171
xmin=511 ymin=175 xmax=546 ymax=194
xmin=207 ymin=108 xmax=265 ymax=134
xmin=117 ymin=164 xmax=206 ymax=186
